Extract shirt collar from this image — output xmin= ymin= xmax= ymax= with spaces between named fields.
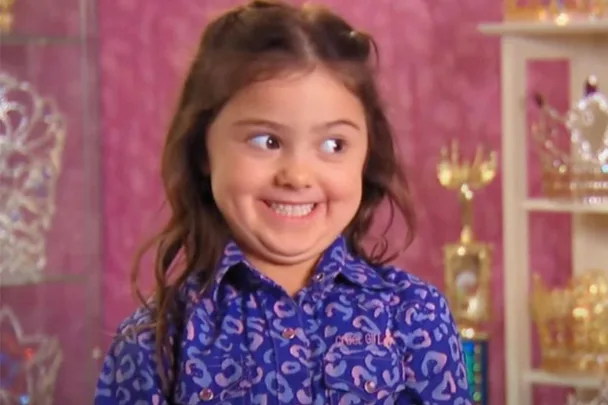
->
xmin=198 ymin=234 xmax=391 ymax=302
xmin=312 ymin=236 xmax=392 ymax=291
xmin=209 ymin=240 xmax=249 ymax=302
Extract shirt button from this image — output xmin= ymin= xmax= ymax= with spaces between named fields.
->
xmin=313 ymin=273 xmax=324 ymax=281
xmin=282 ymin=328 xmax=296 ymax=339
xmin=199 ymin=388 xmax=214 ymax=401
xmin=364 ymin=380 xmax=376 ymax=393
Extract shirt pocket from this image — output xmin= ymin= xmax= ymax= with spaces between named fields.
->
xmin=177 ymin=354 xmax=251 ymax=405
xmin=323 ymin=351 xmax=407 ymax=405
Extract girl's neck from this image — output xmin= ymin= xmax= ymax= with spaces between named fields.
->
xmin=245 ymin=256 xmax=319 ymax=297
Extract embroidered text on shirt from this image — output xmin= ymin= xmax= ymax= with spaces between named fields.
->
xmin=334 ymin=331 xmax=395 ymax=347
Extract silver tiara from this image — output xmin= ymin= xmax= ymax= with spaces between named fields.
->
xmin=0 ymin=72 xmax=67 ymax=285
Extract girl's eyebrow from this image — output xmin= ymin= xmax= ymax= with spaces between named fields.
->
xmin=232 ymin=118 xmax=362 ymax=132
xmin=231 ymin=118 xmax=287 ymax=130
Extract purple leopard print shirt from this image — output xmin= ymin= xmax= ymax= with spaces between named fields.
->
xmin=94 ymin=236 xmax=472 ymax=405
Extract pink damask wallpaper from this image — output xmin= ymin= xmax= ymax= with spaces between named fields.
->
xmin=98 ymin=1 xmax=571 ymax=404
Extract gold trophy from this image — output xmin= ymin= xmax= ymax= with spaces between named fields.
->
xmin=437 ymin=140 xmax=497 ymax=332
xmin=437 ymin=141 xmax=497 ymax=405
xmin=0 ymin=0 xmax=15 ymax=33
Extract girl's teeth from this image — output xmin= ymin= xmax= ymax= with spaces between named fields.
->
xmin=269 ymin=203 xmax=315 ymax=217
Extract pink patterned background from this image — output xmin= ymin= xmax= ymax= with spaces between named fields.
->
xmin=0 ymin=0 xmax=575 ymax=404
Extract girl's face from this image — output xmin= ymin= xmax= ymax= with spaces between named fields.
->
xmin=206 ymin=67 xmax=368 ymax=275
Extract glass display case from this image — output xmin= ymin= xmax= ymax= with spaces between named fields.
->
xmin=0 ymin=0 xmax=101 ymax=404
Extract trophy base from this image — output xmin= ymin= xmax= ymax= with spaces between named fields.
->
xmin=461 ymin=333 xmax=489 ymax=405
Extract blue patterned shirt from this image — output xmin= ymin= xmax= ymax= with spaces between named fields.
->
xmin=95 ymin=236 xmax=472 ymax=405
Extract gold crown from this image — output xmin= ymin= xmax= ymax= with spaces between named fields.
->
xmin=567 ymin=380 xmax=608 ymax=405
xmin=531 ymin=77 xmax=608 ymax=203
xmin=530 ymin=271 xmax=608 ymax=374
xmin=504 ymin=0 xmax=607 ymax=21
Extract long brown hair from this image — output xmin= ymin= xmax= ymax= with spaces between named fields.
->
xmin=129 ymin=0 xmax=415 ymax=394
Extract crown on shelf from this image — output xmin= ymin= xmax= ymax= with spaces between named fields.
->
xmin=504 ymin=0 xmax=607 ymax=21
xmin=531 ymin=271 xmax=608 ymax=374
xmin=0 ymin=72 xmax=67 ymax=285
xmin=567 ymin=379 xmax=608 ymax=405
xmin=530 ymin=76 xmax=608 ymax=203
xmin=0 ymin=306 xmax=63 ymax=405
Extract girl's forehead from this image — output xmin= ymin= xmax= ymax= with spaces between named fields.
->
xmin=218 ymin=68 xmax=366 ymax=122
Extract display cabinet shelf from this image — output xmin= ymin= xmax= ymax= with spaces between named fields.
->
xmin=478 ymin=18 xmax=608 ymax=405
xmin=522 ymin=198 xmax=608 ymax=214
xmin=0 ymin=273 xmax=91 ymax=288
xmin=0 ymin=34 xmax=82 ymax=46
xmin=479 ymin=20 xmax=608 ymax=36
xmin=0 ymin=0 xmax=102 ymax=404
xmin=524 ymin=369 xmax=603 ymax=389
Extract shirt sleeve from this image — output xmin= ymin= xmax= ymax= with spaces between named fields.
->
xmin=401 ymin=288 xmax=473 ymax=405
xmin=94 ymin=326 xmax=169 ymax=405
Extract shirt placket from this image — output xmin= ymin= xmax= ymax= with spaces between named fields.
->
xmin=262 ymin=289 xmax=313 ymax=405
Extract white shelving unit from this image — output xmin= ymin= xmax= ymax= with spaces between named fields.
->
xmin=478 ymin=20 xmax=608 ymax=405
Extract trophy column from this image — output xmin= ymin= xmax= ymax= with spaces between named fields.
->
xmin=437 ymin=141 xmax=497 ymax=405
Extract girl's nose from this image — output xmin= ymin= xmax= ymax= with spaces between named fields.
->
xmin=274 ymin=160 xmax=313 ymax=190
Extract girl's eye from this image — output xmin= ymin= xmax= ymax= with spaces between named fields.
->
xmin=249 ymin=134 xmax=280 ymax=150
xmin=320 ymin=138 xmax=345 ymax=154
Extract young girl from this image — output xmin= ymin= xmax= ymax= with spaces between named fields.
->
xmin=95 ymin=1 xmax=472 ymax=404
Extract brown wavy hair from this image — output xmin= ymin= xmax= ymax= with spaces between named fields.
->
xmin=129 ymin=0 xmax=416 ymax=394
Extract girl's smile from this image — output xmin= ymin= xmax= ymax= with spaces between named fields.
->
xmin=263 ymin=201 xmax=318 ymax=218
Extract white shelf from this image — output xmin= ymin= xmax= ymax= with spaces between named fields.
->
xmin=523 ymin=198 xmax=608 ymax=214
xmin=478 ymin=20 xmax=608 ymax=36
xmin=525 ymin=369 xmax=603 ymax=388
xmin=481 ymin=18 xmax=608 ymax=405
